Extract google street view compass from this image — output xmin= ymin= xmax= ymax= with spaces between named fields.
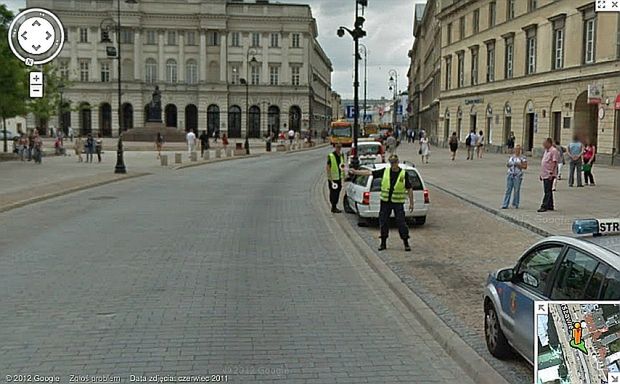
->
xmin=7 ymin=8 xmax=65 ymax=98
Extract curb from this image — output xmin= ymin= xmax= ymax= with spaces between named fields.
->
xmin=425 ymin=181 xmax=552 ymax=237
xmin=0 ymin=172 xmax=150 ymax=214
xmin=316 ymin=178 xmax=511 ymax=384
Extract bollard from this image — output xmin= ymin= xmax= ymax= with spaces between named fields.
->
xmin=226 ymin=148 xmax=232 ymax=157
xmin=160 ymin=154 xmax=168 ymax=166
xmin=190 ymin=152 xmax=198 ymax=162
xmin=215 ymin=148 xmax=222 ymax=158
xmin=203 ymin=150 xmax=210 ymax=160
xmin=175 ymin=153 xmax=182 ymax=164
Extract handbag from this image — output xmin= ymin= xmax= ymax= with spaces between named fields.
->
xmin=418 ymin=148 xmax=422 ymax=155
xmin=582 ymin=163 xmax=592 ymax=172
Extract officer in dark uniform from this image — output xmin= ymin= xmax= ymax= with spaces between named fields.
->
xmin=350 ymin=154 xmax=414 ymax=251
xmin=326 ymin=143 xmax=346 ymax=213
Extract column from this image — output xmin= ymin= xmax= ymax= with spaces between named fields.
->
xmin=70 ymin=109 xmax=79 ymax=133
xmin=69 ymin=27 xmax=78 ymax=80
xmin=158 ymin=30 xmax=165 ymax=82
xmin=134 ymin=102 xmax=144 ymax=128
xmin=219 ymin=32 xmax=227 ymax=82
xmin=91 ymin=27 xmax=98 ymax=80
xmin=134 ymin=29 xmax=141 ymax=81
xmin=179 ymin=32 xmax=185 ymax=83
xmin=261 ymin=33 xmax=269 ymax=84
xmin=199 ymin=30 xmax=207 ymax=83
xmin=282 ymin=33 xmax=289 ymax=84
xmin=91 ymin=107 xmax=99 ymax=136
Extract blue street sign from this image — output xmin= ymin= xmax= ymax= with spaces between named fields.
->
xmin=363 ymin=114 xmax=372 ymax=123
xmin=346 ymin=106 xmax=358 ymax=119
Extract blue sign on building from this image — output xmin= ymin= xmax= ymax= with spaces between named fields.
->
xmin=346 ymin=106 xmax=358 ymax=119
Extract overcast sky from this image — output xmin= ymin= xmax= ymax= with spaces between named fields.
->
xmin=3 ymin=0 xmax=421 ymax=99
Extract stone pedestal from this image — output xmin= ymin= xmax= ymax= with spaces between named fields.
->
xmin=234 ymin=149 xmax=246 ymax=156
xmin=160 ymin=154 xmax=168 ymax=166
xmin=276 ymin=144 xmax=286 ymax=152
xmin=175 ymin=153 xmax=182 ymax=164
xmin=225 ymin=148 xmax=233 ymax=157
xmin=190 ymin=152 xmax=198 ymax=162
xmin=215 ymin=148 xmax=222 ymax=158
xmin=203 ymin=150 xmax=210 ymax=160
xmin=121 ymin=121 xmax=187 ymax=142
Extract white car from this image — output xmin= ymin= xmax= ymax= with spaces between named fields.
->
xmin=344 ymin=162 xmax=430 ymax=225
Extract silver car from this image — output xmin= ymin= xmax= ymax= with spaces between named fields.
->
xmin=483 ymin=219 xmax=620 ymax=364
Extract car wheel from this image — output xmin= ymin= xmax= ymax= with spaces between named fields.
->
xmin=485 ymin=301 xmax=513 ymax=359
xmin=414 ymin=216 xmax=426 ymax=225
xmin=343 ymin=195 xmax=355 ymax=214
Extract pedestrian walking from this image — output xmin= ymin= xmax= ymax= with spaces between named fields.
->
xmin=74 ymin=135 xmax=83 ymax=162
xmin=350 ymin=154 xmax=414 ymax=252
xmin=583 ymin=140 xmax=596 ymax=186
xmin=18 ymin=133 xmax=27 ymax=161
xmin=221 ymin=133 xmax=229 ymax=150
xmin=501 ymin=145 xmax=527 ymax=209
xmin=448 ymin=132 xmax=458 ymax=161
xmin=466 ymin=130 xmax=477 ymax=160
xmin=213 ymin=129 xmax=220 ymax=143
xmin=95 ymin=133 xmax=103 ymax=163
xmin=553 ymin=140 xmax=566 ymax=191
xmin=476 ymin=130 xmax=485 ymax=159
xmin=27 ymin=131 xmax=35 ymax=161
xmin=32 ymin=131 xmax=43 ymax=164
xmin=155 ymin=132 xmax=164 ymax=159
xmin=320 ymin=129 xmax=328 ymax=143
xmin=68 ymin=126 xmax=74 ymax=142
xmin=567 ymin=135 xmax=584 ymax=188
xmin=538 ymin=138 xmax=559 ymax=213
xmin=386 ymin=134 xmax=397 ymax=156
xmin=326 ymin=143 xmax=345 ymax=213
xmin=85 ymin=134 xmax=94 ymax=163
xmin=419 ymin=134 xmax=430 ymax=164
xmin=506 ymin=132 xmax=515 ymax=154
xmin=288 ymin=128 xmax=295 ymax=145
xmin=199 ymin=130 xmax=209 ymax=158
xmin=186 ymin=129 xmax=197 ymax=157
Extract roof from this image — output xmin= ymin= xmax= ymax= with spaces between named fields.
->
xmin=587 ymin=236 xmax=620 ymax=256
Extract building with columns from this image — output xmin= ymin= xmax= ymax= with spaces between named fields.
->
xmin=26 ymin=0 xmax=334 ymax=139
xmin=408 ymin=0 xmax=620 ymax=163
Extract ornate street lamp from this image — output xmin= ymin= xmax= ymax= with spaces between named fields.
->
xmin=388 ymin=69 xmax=398 ymax=133
xmin=240 ymin=48 xmax=257 ymax=154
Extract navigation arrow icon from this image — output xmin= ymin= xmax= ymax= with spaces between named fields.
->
xmin=612 ymin=376 xmax=619 ymax=383
xmin=32 ymin=44 xmax=41 ymax=51
xmin=45 ymin=31 xmax=52 ymax=40
xmin=32 ymin=20 xmax=41 ymax=27
xmin=539 ymin=305 xmax=545 ymax=311
xmin=21 ymin=31 xmax=28 ymax=40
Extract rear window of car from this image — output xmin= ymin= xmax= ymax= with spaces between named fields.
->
xmin=353 ymin=175 xmax=368 ymax=187
xmin=358 ymin=145 xmax=381 ymax=156
xmin=370 ymin=170 xmax=424 ymax=192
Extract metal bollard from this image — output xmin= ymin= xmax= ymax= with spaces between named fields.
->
xmin=175 ymin=153 xmax=182 ymax=164
xmin=160 ymin=154 xmax=168 ymax=166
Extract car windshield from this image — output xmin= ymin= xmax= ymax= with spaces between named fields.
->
xmin=358 ymin=145 xmax=380 ymax=156
xmin=331 ymin=127 xmax=352 ymax=137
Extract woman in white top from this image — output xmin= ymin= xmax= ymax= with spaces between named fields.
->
xmin=419 ymin=134 xmax=430 ymax=164
xmin=476 ymin=130 xmax=485 ymax=159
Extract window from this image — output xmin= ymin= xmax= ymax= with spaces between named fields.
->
xmin=528 ymin=0 xmax=537 ymax=12
xmin=550 ymin=248 xmax=599 ymax=300
xmin=146 ymin=30 xmax=157 ymax=45
xmin=120 ymin=29 xmax=134 ymax=44
xmin=79 ymin=60 xmax=89 ymax=82
xmin=145 ymin=58 xmax=157 ymax=84
xmin=270 ymin=33 xmax=279 ymax=48
xmin=473 ymin=9 xmax=480 ymax=34
xmin=447 ymin=23 xmax=452 ymax=45
xmin=445 ymin=56 xmax=452 ymax=90
xmin=507 ymin=0 xmax=515 ymax=20
xmin=167 ymin=31 xmax=177 ymax=46
xmin=250 ymin=63 xmax=260 ymax=85
xmin=525 ymin=27 xmax=537 ymax=75
xmin=459 ymin=16 xmax=465 ymax=39
xmin=601 ymin=269 xmax=620 ymax=299
xmin=79 ymin=28 xmax=88 ymax=43
xmin=291 ymin=66 xmax=300 ymax=86
xmin=292 ymin=33 xmax=300 ymax=48
xmin=269 ymin=65 xmax=279 ymax=85
xmin=486 ymin=41 xmax=495 ymax=82
xmin=100 ymin=62 xmax=110 ymax=82
xmin=208 ymin=31 xmax=219 ymax=46
xmin=251 ymin=32 xmax=260 ymax=47
xmin=552 ymin=18 xmax=565 ymax=70
xmin=166 ymin=59 xmax=177 ymax=83
xmin=504 ymin=35 xmax=514 ymax=79
xmin=516 ymin=245 xmax=564 ymax=295
xmin=489 ymin=2 xmax=496 ymax=28
xmin=231 ymin=63 xmax=240 ymax=84
xmin=59 ymin=60 xmax=69 ymax=81
xmin=583 ymin=8 xmax=596 ymax=64
xmin=471 ymin=47 xmax=479 ymax=86
xmin=231 ymin=32 xmax=240 ymax=47
xmin=186 ymin=59 xmax=198 ymax=84
xmin=186 ymin=31 xmax=196 ymax=46
xmin=457 ymin=52 xmax=464 ymax=88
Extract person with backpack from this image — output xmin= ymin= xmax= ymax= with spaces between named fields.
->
xmin=465 ymin=130 xmax=477 ymax=160
xmin=448 ymin=132 xmax=459 ymax=161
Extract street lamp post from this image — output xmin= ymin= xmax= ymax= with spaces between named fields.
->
xmin=58 ymin=83 xmax=65 ymax=137
xmin=388 ymin=69 xmax=398 ymax=134
xmin=359 ymin=43 xmax=368 ymax=135
xmin=337 ymin=0 xmax=367 ymax=170
xmin=241 ymin=48 xmax=257 ymax=154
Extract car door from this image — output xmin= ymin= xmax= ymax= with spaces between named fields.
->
xmin=500 ymin=243 xmax=566 ymax=362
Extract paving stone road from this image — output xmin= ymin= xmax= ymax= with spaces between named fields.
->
xmin=0 ymin=149 xmax=476 ymax=384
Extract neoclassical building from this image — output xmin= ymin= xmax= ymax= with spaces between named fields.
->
xmin=409 ymin=0 xmax=620 ymax=163
xmin=26 ymin=0 xmax=333 ymax=138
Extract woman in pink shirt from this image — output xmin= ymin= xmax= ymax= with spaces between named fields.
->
xmin=583 ymin=140 xmax=596 ymax=186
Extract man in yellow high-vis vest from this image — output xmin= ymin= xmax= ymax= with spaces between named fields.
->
xmin=350 ymin=154 xmax=414 ymax=251
xmin=326 ymin=143 xmax=346 ymax=213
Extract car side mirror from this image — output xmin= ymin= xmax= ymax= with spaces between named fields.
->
xmin=496 ymin=268 xmax=514 ymax=282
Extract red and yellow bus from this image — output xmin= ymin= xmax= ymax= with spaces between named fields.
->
xmin=329 ymin=121 xmax=353 ymax=147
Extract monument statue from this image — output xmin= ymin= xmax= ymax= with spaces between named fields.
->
xmin=147 ymin=85 xmax=162 ymax=122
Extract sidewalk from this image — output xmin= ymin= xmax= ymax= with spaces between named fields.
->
xmin=395 ymin=142 xmax=620 ymax=236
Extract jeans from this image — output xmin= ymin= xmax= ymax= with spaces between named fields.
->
xmin=569 ymin=159 xmax=583 ymax=187
xmin=502 ymin=174 xmax=523 ymax=208
xmin=541 ymin=178 xmax=555 ymax=210
xmin=86 ymin=148 xmax=93 ymax=162
xmin=379 ymin=201 xmax=409 ymax=240
xmin=96 ymin=146 xmax=102 ymax=162
xmin=467 ymin=145 xmax=474 ymax=159
xmin=328 ymin=180 xmax=342 ymax=210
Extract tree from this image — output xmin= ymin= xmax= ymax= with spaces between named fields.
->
xmin=0 ymin=4 xmax=28 ymax=153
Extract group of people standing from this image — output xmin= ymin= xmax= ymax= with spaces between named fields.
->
xmin=73 ymin=133 xmax=103 ymax=163
xmin=15 ymin=130 xmax=44 ymax=164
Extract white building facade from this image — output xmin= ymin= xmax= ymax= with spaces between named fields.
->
xmin=26 ymin=0 xmax=333 ymax=138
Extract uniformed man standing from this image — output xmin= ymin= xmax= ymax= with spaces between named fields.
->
xmin=326 ymin=143 xmax=346 ymax=213
xmin=350 ymin=154 xmax=414 ymax=251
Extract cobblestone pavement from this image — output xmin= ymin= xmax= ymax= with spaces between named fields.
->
xmin=1 ymin=149 xmax=476 ymax=383
xmin=390 ymin=142 xmax=620 ymax=235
